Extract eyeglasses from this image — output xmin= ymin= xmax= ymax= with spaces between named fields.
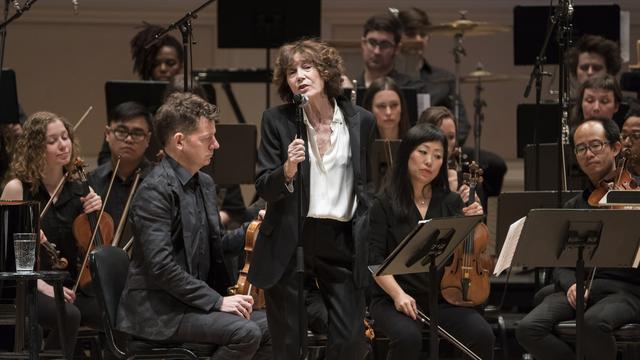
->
xmin=621 ymin=132 xmax=640 ymax=142
xmin=364 ymin=38 xmax=395 ymax=50
xmin=578 ymin=63 xmax=605 ymax=73
xmin=108 ymin=127 xmax=148 ymax=142
xmin=574 ymin=140 xmax=609 ymax=156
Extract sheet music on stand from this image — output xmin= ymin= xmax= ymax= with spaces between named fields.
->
xmin=494 ymin=209 xmax=640 ymax=276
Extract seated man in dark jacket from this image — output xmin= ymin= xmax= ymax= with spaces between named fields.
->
xmin=516 ymin=117 xmax=640 ymax=360
xmin=117 ymin=92 xmax=271 ymax=360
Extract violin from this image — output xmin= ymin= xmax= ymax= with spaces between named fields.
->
xmin=40 ymin=237 xmax=69 ymax=270
xmin=71 ymin=159 xmax=115 ymax=292
xmin=228 ymin=218 xmax=266 ymax=309
xmin=589 ymin=149 xmax=638 ymax=207
xmin=441 ymin=161 xmax=493 ymax=307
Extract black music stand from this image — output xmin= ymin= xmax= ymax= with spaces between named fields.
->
xmin=200 ymin=124 xmax=257 ymax=185
xmin=0 ymin=69 xmax=19 ymax=124
xmin=499 ymin=209 xmax=640 ymax=360
xmin=372 ymin=215 xmax=482 ymax=360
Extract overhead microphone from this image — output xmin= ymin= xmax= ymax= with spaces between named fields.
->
xmin=72 ymin=0 xmax=79 ymax=14
xmin=293 ymin=93 xmax=308 ymax=107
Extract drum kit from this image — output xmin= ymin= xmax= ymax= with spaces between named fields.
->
xmin=417 ymin=11 xmax=523 ymax=160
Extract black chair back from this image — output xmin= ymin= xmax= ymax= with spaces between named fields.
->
xmin=90 ymin=246 xmax=129 ymax=326
xmin=90 ymin=246 xmax=129 ymax=358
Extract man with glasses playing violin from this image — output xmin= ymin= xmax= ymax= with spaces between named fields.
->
xmin=89 ymin=102 xmax=153 ymax=239
xmin=516 ymin=116 xmax=640 ymax=360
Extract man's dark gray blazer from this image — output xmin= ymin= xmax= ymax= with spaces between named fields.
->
xmin=248 ymin=96 xmax=376 ymax=289
xmin=117 ymin=156 xmax=231 ymax=340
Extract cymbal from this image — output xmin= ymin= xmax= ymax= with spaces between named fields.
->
xmin=426 ymin=19 xmax=510 ymax=37
xmin=460 ymin=70 xmax=528 ymax=83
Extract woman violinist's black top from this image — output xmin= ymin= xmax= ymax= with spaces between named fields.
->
xmin=368 ymin=189 xmax=463 ymax=299
xmin=24 ymin=180 xmax=84 ymax=287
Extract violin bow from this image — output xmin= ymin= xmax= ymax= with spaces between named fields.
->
xmin=112 ymin=168 xmax=142 ymax=248
xmin=40 ymin=172 xmax=69 ymax=218
xmin=72 ymin=106 xmax=93 ymax=132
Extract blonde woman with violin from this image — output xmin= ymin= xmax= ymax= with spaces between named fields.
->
xmin=1 ymin=111 xmax=103 ymax=358
xmin=368 ymin=123 xmax=493 ymax=360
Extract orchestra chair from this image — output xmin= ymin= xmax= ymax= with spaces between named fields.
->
xmin=89 ymin=246 xmax=212 ymax=359
xmin=526 ymin=284 xmax=640 ymax=360
xmin=553 ymin=320 xmax=640 ymax=360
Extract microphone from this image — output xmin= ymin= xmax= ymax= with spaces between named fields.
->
xmin=72 ymin=0 xmax=79 ymax=14
xmin=12 ymin=0 xmax=21 ymax=13
xmin=293 ymin=93 xmax=308 ymax=107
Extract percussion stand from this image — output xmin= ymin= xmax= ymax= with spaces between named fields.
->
xmin=472 ymin=79 xmax=486 ymax=164
xmin=452 ymin=31 xmax=466 ymax=141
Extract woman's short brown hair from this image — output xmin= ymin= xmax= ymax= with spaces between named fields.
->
xmin=273 ymin=39 xmax=345 ymax=103
xmin=155 ymin=92 xmax=219 ymax=146
xmin=418 ymin=106 xmax=455 ymax=128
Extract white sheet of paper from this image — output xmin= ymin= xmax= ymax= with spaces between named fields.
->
xmin=493 ymin=216 xmax=526 ymax=276
xmin=416 ymin=93 xmax=431 ymax=122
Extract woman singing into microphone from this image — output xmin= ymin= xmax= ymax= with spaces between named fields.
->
xmin=368 ymin=123 xmax=494 ymax=360
xmin=248 ymin=39 xmax=376 ymax=360
xmin=1 ymin=111 xmax=103 ymax=357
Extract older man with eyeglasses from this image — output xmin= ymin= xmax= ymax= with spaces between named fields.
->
xmin=88 ymin=101 xmax=153 ymax=233
xmin=516 ymin=116 xmax=640 ymax=360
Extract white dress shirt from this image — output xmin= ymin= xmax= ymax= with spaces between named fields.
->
xmin=304 ymin=99 xmax=357 ymax=221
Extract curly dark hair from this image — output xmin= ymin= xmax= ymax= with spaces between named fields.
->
xmin=155 ymin=92 xmax=219 ymax=146
xmin=130 ymin=23 xmax=183 ymax=80
xmin=566 ymin=34 xmax=621 ymax=78
xmin=273 ymin=39 xmax=345 ymax=103
xmin=9 ymin=111 xmax=79 ymax=193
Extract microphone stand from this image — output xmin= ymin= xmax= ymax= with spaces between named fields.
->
xmin=556 ymin=0 xmax=573 ymax=202
xmin=522 ymin=3 xmax=556 ymax=196
xmin=0 ymin=0 xmax=38 ymax=86
xmin=0 ymin=0 xmax=9 ymax=84
xmin=145 ymin=0 xmax=215 ymax=92
xmin=0 ymin=0 xmax=37 ymax=32
xmin=295 ymin=101 xmax=306 ymax=360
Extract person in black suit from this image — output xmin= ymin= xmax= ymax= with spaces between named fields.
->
xmin=368 ymin=123 xmax=493 ymax=360
xmin=248 ymin=39 xmax=376 ymax=360
xmin=516 ymin=117 xmax=640 ymax=360
xmin=116 ymin=92 xmax=271 ymax=360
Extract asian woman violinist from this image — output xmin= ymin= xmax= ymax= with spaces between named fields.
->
xmin=368 ymin=123 xmax=494 ymax=360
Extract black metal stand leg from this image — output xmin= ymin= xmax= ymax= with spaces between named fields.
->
xmin=221 ymin=82 xmax=247 ymax=124
xmin=28 ymin=280 xmax=39 ymax=360
xmin=296 ymin=105 xmax=306 ymax=360
xmin=53 ymin=282 xmax=68 ymax=359
xmin=15 ymin=280 xmax=26 ymax=353
xmin=429 ymin=257 xmax=439 ymax=360
xmin=575 ymin=247 xmax=585 ymax=360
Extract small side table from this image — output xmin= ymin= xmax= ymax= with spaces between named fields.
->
xmin=0 ymin=271 xmax=69 ymax=360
